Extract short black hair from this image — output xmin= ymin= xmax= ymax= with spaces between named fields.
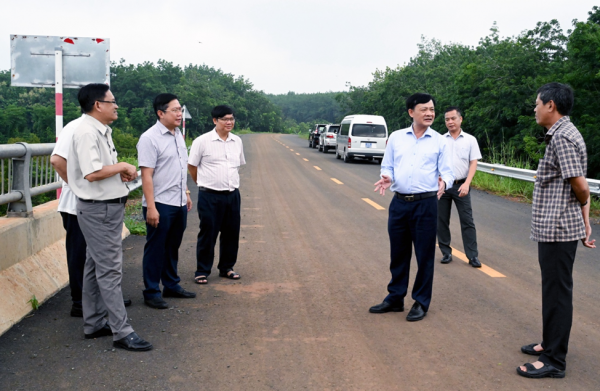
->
xmin=406 ymin=93 xmax=436 ymax=112
xmin=211 ymin=105 xmax=234 ymax=119
xmin=445 ymin=106 xmax=462 ymax=117
xmin=537 ymin=83 xmax=574 ymax=116
xmin=78 ymin=83 xmax=110 ymax=114
xmin=153 ymin=93 xmax=178 ymax=119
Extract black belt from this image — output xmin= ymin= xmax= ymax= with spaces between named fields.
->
xmin=198 ymin=187 xmax=234 ymax=195
xmin=395 ymin=191 xmax=437 ymax=202
xmin=454 ymin=178 xmax=467 ymax=186
xmin=78 ymin=196 xmax=128 ymax=204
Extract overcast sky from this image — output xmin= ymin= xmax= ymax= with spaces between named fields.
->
xmin=2 ymin=0 xmax=597 ymax=94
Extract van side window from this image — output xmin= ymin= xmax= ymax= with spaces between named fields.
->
xmin=340 ymin=123 xmax=350 ymax=136
xmin=351 ymin=124 xmax=387 ymax=138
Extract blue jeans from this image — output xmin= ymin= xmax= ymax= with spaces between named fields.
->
xmin=385 ymin=195 xmax=437 ymax=311
xmin=142 ymin=203 xmax=187 ymax=299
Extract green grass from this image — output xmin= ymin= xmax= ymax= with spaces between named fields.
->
xmin=124 ymin=187 xmax=146 ymax=236
xmin=471 ymin=172 xmax=534 ymax=202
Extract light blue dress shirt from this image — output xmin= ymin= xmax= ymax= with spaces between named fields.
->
xmin=381 ymin=125 xmax=454 ymax=194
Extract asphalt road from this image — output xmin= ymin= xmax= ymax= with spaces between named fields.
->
xmin=1 ymin=133 xmax=599 ymax=390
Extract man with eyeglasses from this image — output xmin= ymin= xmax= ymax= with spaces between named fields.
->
xmin=136 ymin=93 xmax=196 ymax=310
xmin=188 ymin=105 xmax=246 ymax=284
xmin=67 ymin=83 xmax=152 ymax=351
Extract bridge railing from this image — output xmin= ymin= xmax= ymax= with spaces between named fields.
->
xmin=478 ymin=162 xmax=600 ymax=195
xmin=0 ymin=143 xmax=141 ymax=217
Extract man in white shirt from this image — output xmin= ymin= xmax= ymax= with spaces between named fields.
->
xmin=187 ymin=105 xmax=246 ymax=284
xmin=437 ymin=107 xmax=482 ymax=268
xmin=51 ymin=116 xmax=132 ymax=318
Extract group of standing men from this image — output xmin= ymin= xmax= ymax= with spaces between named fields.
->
xmin=370 ymin=84 xmax=595 ymax=379
xmin=51 ymin=83 xmax=246 ymax=352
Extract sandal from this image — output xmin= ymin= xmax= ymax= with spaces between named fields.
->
xmin=194 ymin=275 xmax=208 ymax=284
xmin=521 ymin=343 xmax=543 ymax=356
xmin=219 ymin=269 xmax=241 ymax=280
xmin=516 ymin=362 xmax=565 ymax=378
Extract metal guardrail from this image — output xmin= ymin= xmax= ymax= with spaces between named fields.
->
xmin=478 ymin=162 xmax=600 ymax=195
xmin=0 ymin=142 xmax=141 ymax=217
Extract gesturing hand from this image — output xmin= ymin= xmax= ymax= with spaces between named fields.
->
xmin=374 ymin=175 xmax=392 ymax=196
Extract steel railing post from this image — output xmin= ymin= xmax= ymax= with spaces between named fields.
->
xmin=7 ymin=142 xmax=33 ymax=217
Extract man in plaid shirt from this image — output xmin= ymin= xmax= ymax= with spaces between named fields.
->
xmin=517 ymin=83 xmax=596 ymax=379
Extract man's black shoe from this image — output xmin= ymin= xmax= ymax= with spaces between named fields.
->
xmin=113 ymin=332 xmax=153 ymax=352
xmin=469 ymin=257 xmax=482 ymax=268
xmin=441 ymin=254 xmax=453 ymax=264
xmin=163 ymin=288 xmax=197 ymax=299
xmin=369 ymin=301 xmax=404 ymax=313
xmin=70 ymin=305 xmax=83 ymax=318
xmin=124 ymin=299 xmax=132 ymax=307
xmin=84 ymin=323 xmax=113 ymax=339
xmin=406 ymin=302 xmax=427 ymax=321
xmin=144 ymin=296 xmax=169 ymax=309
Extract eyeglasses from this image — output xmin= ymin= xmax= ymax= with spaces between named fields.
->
xmin=162 ymin=107 xmax=183 ymax=113
xmin=97 ymin=100 xmax=117 ymax=105
xmin=218 ymin=117 xmax=235 ymax=123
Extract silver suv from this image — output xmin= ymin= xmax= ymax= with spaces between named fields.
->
xmin=318 ymin=124 xmax=340 ymax=153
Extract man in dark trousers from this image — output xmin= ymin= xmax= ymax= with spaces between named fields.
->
xmin=187 ymin=105 xmax=246 ymax=284
xmin=137 ymin=93 xmax=196 ymax=310
xmin=370 ymin=93 xmax=454 ymax=321
xmin=437 ymin=107 xmax=482 ymax=268
xmin=517 ymin=83 xmax=595 ymax=378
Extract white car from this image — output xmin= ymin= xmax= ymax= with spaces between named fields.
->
xmin=318 ymin=124 xmax=340 ymax=153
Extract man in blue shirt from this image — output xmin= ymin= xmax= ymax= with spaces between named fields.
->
xmin=370 ymin=93 xmax=454 ymax=321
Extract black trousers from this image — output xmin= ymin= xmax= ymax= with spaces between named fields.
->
xmin=385 ymin=195 xmax=437 ymax=311
xmin=60 ymin=212 xmax=87 ymax=307
xmin=195 ymin=189 xmax=241 ymax=277
xmin=437 ymin=183 xmax=478 ymax=260
xmin=538 ymin=240 xmax=578 ymax=371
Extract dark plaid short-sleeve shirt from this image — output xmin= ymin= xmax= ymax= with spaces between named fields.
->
xmin=531 ymin=116 xmax=587 ymax=242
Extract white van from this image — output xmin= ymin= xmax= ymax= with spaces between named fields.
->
xmin=335 ymin=115 xmax=388 ymax=163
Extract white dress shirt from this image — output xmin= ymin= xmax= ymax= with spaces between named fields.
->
xmin=188 ymin=129 xmax=246 ymax=191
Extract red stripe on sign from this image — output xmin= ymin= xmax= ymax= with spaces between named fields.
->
xmin=64 ymin=38 xmax=74 ymax=44
xmin=96 ymin=38 xmax=104 ymax=43
xmin=56 ymin=93 xmax=63 ymax=115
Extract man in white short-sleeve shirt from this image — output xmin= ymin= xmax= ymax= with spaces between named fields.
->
xmin=187 ymin=105 xmax=246 ymax=285
xmin=437 ymin=106 xmax=483 ymax=268
xmin=51 ymin=116 xmax=132 ymax=317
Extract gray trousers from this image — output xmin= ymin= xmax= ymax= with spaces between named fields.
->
xmin=437 ymin=183 xmax=478 ymax=260
xmin=76 ymin=200 xmax=133 ymax=341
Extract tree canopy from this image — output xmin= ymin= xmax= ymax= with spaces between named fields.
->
xmin=335 ymin=7 xmax=600 ymax=178
xmin=0 ymin=59 xmax=285 ymax=154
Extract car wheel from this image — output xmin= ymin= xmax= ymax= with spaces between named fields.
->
xmin=336 ymin=148 xmax=341 ymax=159
xmin=375 ymin=158 xmax=382 ymax=164
xmin=323 ymin=146 xmax=328 ymax=153
xmin=309 ymin=140 xmax=313 ymax=148
xmin=343 ymin=150 xmax=351 ymax=163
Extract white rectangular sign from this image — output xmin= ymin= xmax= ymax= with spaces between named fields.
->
xmin=10 ymin=35 xmax=110 ymax=88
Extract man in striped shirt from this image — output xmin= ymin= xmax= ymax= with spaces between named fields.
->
xmin=188 ymin=105 xmax=246 ymax=284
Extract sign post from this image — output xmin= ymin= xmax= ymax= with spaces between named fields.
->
xmin=54 ymin=47 xmax=63 ymax=140
xmin=182 ymin=105 xmax=192 ymax=140
xmin=11 ymin=35 xmax=111 ymax=196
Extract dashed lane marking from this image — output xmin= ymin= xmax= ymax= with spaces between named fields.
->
xmin=437 ymin=245 xmax=506 ymax=278
xmin=296 ymin=153 xmax=300 ymax=155
xmin=290 ymin=149 xmax=294 ymax=151
xmin=330 ymin=178 xmax=343 ymax=185
xmin=314 ymin=166 xmax=322 ymax=171
xmin=303 ymin=158 xmax=309 ymax=161
xmin=362 ymin=198 xmax=385 ymax=210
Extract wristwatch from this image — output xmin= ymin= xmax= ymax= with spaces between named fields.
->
xmin=185 ymin=190 xmax=191 ymax=195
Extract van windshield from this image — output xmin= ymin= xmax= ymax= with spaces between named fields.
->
xmin=352 ymin=124 xmax=386 ymax=138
